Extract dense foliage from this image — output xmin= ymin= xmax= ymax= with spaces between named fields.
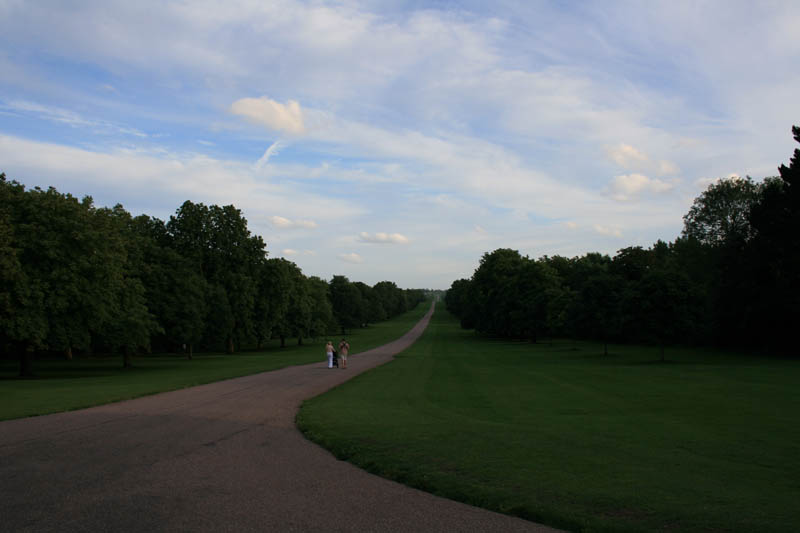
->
xmin=447 ymin=126 xmax=800 ymax=356
xmin=0 ymin=180 xmax=425 ymax=375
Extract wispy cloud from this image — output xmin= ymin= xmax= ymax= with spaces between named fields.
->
xmin=357 ymin=232 xmax=409 ymax=244
xmin=606 ymin=173 xmax=675 ymax=202
xmin=338 ymin=252 xmax=364 ymax=264
xmin=606 ymin=143 xmax=679 ymax=176
xmin=270 ymin=215 xmax=318 ymax=229
xmin=1 ymin=100 xmax=147 ymax=138
xmin=593 ymin=225 xmax=623 ymax=238
xmin=281 ymin=248 xmax=315 ymax=257
xmin=254 ymin=140 xmax=283 ymax=170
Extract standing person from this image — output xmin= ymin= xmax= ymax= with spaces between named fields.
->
xmin=338 ymin=338 xmax=350 ymax=369
xmin=325 ymin=341 xmax=334 ymax=369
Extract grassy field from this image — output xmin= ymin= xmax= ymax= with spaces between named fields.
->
xmin=0 ymin=303 xmax=430 ymax=421
xmin=297 ymin=307 xmax=800 ymax=532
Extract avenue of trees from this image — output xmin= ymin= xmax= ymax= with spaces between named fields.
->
xmin=447 ymin=126 xmax=800 ymax=357
xmin=0 ymin=178 xmax=425 ymax=375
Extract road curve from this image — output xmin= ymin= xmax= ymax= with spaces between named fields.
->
xmin=0 ymin=302 xmax=560 ymax=532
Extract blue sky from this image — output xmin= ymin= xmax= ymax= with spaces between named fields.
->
xmin=1 ymin=1 xmax=799 ymax=289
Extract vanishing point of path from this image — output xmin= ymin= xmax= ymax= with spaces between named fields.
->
xmin=1 ymin=303 xmax=560 ymax=532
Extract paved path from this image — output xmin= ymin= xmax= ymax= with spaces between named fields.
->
xmin=1 ymin=303 xmax=560 ymax=532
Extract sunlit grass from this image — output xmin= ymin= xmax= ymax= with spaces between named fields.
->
xmin=298 ymin=307 xmax=800 ymax=532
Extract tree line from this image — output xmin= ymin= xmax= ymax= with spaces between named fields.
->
xmin=446 ymin=126 xmax=800 ymax=357
xmin=0 ymin=177 xmax=425 ymax=376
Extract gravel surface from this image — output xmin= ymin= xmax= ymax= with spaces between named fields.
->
xmin=0 ymin=303 xmax=561 ymax=532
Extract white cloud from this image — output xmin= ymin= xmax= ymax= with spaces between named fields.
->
xmin=338 ymin=252 xmax=364 ymax=264
xmin=269 ymin=216 xmax=317 ymax=230
xmin=607 ymin=143 xmax=649 ymax=169
xmin=593 ymin=225 xmax=623 ymax=238
xmin=606 ymin=143 xmax=679 ymax=177
xmin=357 ymin=232 xmax=409 ymax=244
xmin=694 ymin=173 xmax=741 ymax=187
xmin=230 ymin=96 xmax=305 ymax=135
xmin=658 ymin=160 xmax=680 ymax=175
xmin=282 ymin=249 xmax=316 ymax=257
xmin=606 ymin=173 xmax=675 ymax=201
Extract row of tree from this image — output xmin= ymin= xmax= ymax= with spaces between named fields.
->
xmin=447 ymin=126 xmax=800 ymax=356
xmin=0 ymin=176 xmax=425 ymax=375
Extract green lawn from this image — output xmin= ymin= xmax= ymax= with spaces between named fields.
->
xmin=297 ymin=307 xmax=800 ymax=532
xmin=0 ymin=303 xmax=430 ymax=421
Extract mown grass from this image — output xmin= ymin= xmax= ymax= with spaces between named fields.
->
xmin=0 ymin=302 xmax=430 ymax=421
xmin=297 ymin=307 xmax=800 ymax=532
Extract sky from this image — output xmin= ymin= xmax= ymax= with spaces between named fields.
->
xmin=1 ymin=1 xmax=799 ymax=289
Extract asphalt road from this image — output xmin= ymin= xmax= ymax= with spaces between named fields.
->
xmin=0 ymin=303 xmax=560 ymax=532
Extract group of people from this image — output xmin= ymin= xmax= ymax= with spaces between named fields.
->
xmin=325 ymin=338 xmax=350 ymax=369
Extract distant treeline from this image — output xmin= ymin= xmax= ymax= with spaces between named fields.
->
xmin=446 ymin=126 xmax=800 ymax=356
xmin=0 ymin=176 xmax=425 ymax=375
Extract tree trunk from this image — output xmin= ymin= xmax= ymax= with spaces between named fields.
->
xmin=19 ymin=343 xmax=34 ymax=378
xmin=298 ymin=337 xmax=303 ymax=346
xmin=187 ymin=343 xmax=193 ymax=360
xmin=227 ymin=336 xmax=234 ymax=354
xmin=122 ymin=347 xmax=132 ymax=368
xmin=280 ymin=335 xmax=286 ymax=348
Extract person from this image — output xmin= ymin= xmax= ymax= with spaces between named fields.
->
xmin=325 ymin=341 xmax=334 ymax=369
xmin=338 ymin=338 xmax=350 ymax=369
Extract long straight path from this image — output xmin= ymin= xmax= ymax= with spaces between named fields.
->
xmin=1 ymin=302 xmax=559 ymax=532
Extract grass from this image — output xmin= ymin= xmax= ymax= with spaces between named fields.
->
xmin=0 ymin=302 xmax=430 ymax=421
xmin=297 ymin=307 xmax=800 ymax=532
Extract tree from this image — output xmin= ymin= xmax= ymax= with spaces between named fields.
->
xmin=203 ymin=283 xmax=234 ymax=350
xmin=307 ymin=276 xmax=335 ymax=340
xmin=92 ymin=205 xmax=162 ymax=367
xmin=469 ymin=248 xmax=526 ymax=337
xmin=254 ymin=258 xmax=291 ymax=348
xmin=373 ymin=281 xmax=407 ymax=318
xmin=131 ymin=215 xmax=206 ymax=358
xmin=636 ymin=267 xmax=694 ymax=361
xmin=568 ymin=260 xmax=622 ymax=354
xmin=511 ymin=258 xmax=566 ymax=342
xmin=445 ymin=278 xmax=468 ymax=317
xmin=0 ymin=178 xmax=132 ymax=374
xmin=329 ymin=275 xmax=362 ymax=334
xmin=274 ymin=261 xmax=312 ymax=347
xmin=167 ymin=201 xmax=267 ymax=352
xmin=682 ymin=176 xmax=759 ymax=248
xmin=746 ymin=126 xmax=800 ymax=352
xmin=0 ymin=175 xmax=46 ymax=376
xmin=352 ymin=281 xmax=376 ymax=325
